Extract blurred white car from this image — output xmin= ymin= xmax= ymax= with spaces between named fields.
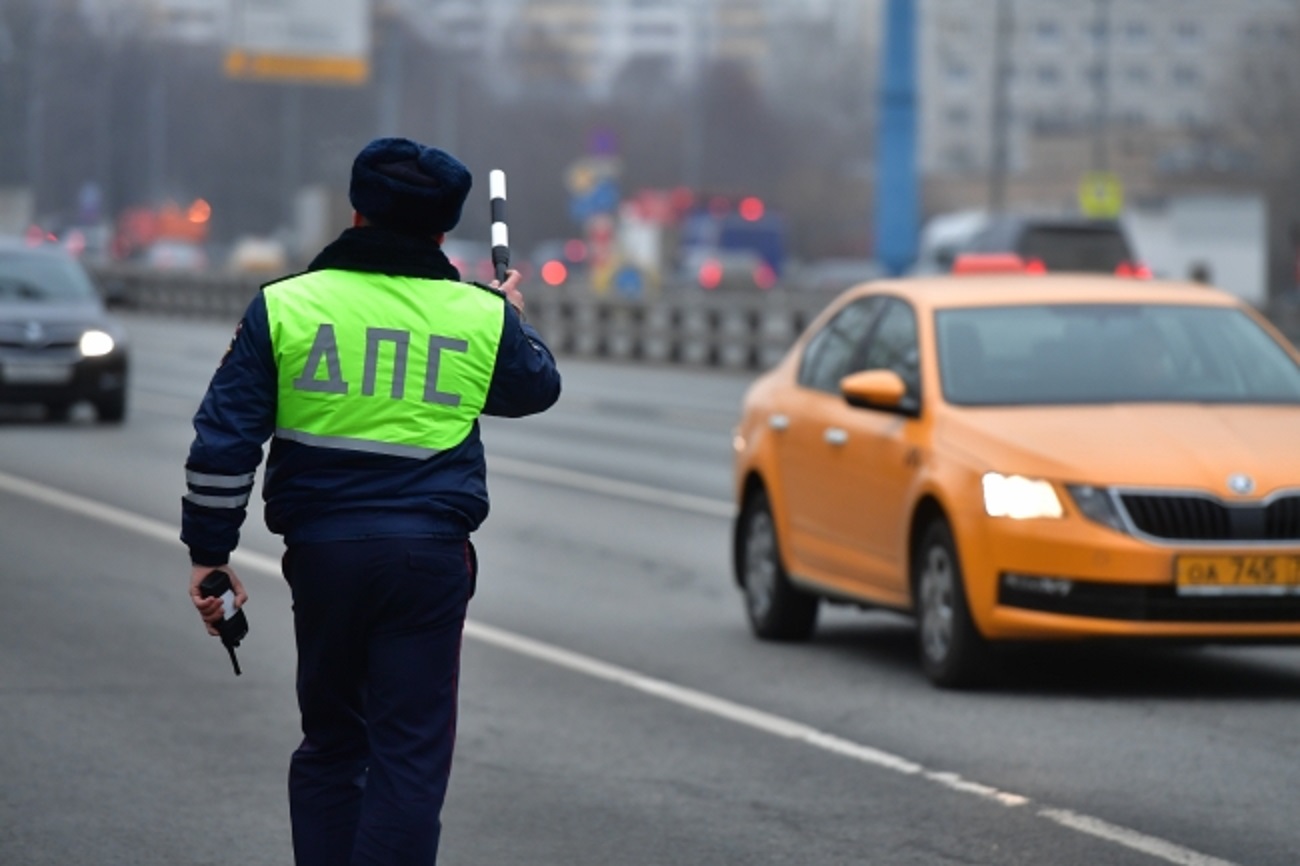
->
xmin=227 ymin=236 xmax=288 ymax=274
xmin=140 ymin=240 xmax=208 ymax=272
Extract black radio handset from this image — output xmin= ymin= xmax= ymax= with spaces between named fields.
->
xmin=198 ymin=570 xmax=248 ymax=676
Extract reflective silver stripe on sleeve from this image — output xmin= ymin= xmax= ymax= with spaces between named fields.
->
xmin=275 ymin=428 xmax=439 ymax=460
xmin=183 ymin=491 xmax=252 ymax=509
xmin=186 ymin=470 xmax=256 ymax=489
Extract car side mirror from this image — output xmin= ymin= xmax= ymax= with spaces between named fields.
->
xmin=841 ymin=369 xmax=910 ymax=413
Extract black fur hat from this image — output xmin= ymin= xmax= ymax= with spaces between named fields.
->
xmin=348 ymin=137 xmax=472 ymax=236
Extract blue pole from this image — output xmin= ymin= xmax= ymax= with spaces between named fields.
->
xmin=874 ymin=0 xmax=919 ymax=277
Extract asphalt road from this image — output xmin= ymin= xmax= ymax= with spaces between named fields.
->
xmin=1 ymin=311 xmax=1298 ymax=865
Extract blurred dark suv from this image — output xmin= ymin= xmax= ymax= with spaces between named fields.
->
xmin=0 ymin=238 xmax=129 ymax=422
xmin=962 ymin=215 xmax=1145 ymax=276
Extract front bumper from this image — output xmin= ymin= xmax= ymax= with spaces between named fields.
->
xmin=955 ymin=511 xmax=1300 ymax=640
xmin=0 ymin=348 xmax=128 ymax=406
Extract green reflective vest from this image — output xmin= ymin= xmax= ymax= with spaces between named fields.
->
xmin=263 ymin=270 xmax=505 ymax=459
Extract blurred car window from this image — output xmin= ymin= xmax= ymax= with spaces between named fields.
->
xmin=861 ymin=300 xmax=921 ymax=408
xmin=965 ymin=216 xmax=1136 ymax=274
xmin=797 ymin=296 xmax=885 ymax=392
xmin=936 ymin=304 xmax=1300 ymax=405
xmin=1018 ymin=225 xmax=1132 ymax=272
xmin=0 ymin=247 xmax=99 ymax=302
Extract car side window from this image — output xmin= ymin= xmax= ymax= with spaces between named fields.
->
xmin=797 ymin=297 xmax=884 ymax=393
xmin=858 ymin=299 xmax=922 ymax=411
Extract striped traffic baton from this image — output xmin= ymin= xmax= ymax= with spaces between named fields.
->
xmin=489 ymin=169 xmax=510 ymax=284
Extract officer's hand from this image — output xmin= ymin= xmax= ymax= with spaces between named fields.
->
xmin=492 ymin=268 xmax=525 ymax=317
xmin=189 ymin=564 xmax=248 ymax=637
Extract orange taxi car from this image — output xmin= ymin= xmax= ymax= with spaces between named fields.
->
xmin=731 ymin=268 xmax=1300 ymax=687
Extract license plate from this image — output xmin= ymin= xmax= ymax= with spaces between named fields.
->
xmin=1 ymin=362 xmax=73 ymax=384
xmin=1175 ymin=555 xmax=1300 ymax=595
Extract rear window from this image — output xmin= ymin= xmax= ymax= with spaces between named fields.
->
xmin=1018 ymin=226 xmax=1133 ymax=273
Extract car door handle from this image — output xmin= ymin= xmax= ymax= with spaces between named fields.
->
xmin=768 ymin=414 xmax=789 ymax=431
xmin=824 ymin=427 xmax=848 ymax=446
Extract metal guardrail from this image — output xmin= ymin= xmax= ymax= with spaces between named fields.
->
xmin=89 ymin=265 xmax=835 ymax=372
xmin=91 ymin=265 xmax=1300 ymax=373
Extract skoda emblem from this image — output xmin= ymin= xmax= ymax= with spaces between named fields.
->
xmin=1227 ymin=474 xmax=1255 ymax=496
xmin=23 ymin=321 xmax=44 ymax=343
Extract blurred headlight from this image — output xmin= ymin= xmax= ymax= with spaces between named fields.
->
xmin=1066 ymin=484 xmax=1128 ymax=533
xmin=982 ymin=473 xmax=1063 ymax=519
xmin=80 ymin=329 xmax=115 ymax=357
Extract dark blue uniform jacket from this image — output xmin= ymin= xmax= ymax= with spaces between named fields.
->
xmin=182 ymin=226 xmax=562 ymax=566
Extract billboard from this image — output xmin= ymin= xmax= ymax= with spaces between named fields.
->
xmin=225 ymin=0 xmax=370 ymax=86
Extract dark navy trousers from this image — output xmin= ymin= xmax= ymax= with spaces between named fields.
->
xmin=283 ymin=535 xmax=475 ymax=866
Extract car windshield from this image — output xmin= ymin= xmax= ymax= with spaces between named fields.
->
xmin=1019 ymin=226 xmax=1131 ymax=272
xmin=0 ymin=250 xmax=99 ymax=303
xmin=936 ymin=303 xmax=1300 ymax=405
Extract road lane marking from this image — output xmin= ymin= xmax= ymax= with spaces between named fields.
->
xmin=0 ymin=468 xmax=283 ymax=577
xmin=1040 ymin=810 xmax=1236 ymax=866
xmin=0 ymin=468 xmax=1242 ymax=866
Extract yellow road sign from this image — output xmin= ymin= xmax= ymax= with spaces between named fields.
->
xmin=1078 ymin=171 xmax=1124 ymax=218
xmin=224 ymin=50 xmax=369 ymax=85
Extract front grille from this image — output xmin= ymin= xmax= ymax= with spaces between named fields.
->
xmin=1120 ymin=493 xmax=1300 ymax=542
xmin=0 ymin=340 xmax=78 ymax=350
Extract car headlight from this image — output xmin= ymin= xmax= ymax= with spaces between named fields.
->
xmin=79 ymin=329 xmax=115 ymax=357
xmin=982 ymin=473 xmax=1063 ymax=519
xmin=1065 ymin=484 xmax=1128 ymax=533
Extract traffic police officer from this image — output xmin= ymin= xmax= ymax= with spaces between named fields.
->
xmin=182 ymin=136 xmax=562 ymax=865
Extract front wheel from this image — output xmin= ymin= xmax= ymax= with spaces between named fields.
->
xmin=737 ymin=489 xmax=818 ymax=641
xmin=95 ymin=392 xmax=127 ymax=424
xmin=915 ymin=520 xmax=991 ymax=688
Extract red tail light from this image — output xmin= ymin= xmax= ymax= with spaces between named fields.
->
xmin=1023 ymin=257 xmax=1048 ymax=274
xmin=698 ymin=260 xmax=723 ymax=290
xmin=952 ymin=253 xmax=1031 ymax=275
xmin=541 ymin=260 xmax=568 ymax=286
xmin=1115 ymin=261 xmax=1153 ymax=279
xmin=753 ymin=263 xmax=777 ymax=290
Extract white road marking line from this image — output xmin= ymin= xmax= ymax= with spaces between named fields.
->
xmin=488 ymin=454 xmax=735 ymax=518
xmin=1040 ymin=810 xmax=1238 ymax=866
xmin=0 ymin=468 xmax=282 ymax=576
xmin=0 ymin=468 xmax=1243 ymax=866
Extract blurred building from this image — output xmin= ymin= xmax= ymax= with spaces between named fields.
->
xmin=398 ymin=0 xmax=872 ymax=100
xmin=921 ymin=0 xmax=1296 ymax=203
xmin=77 ymin=0 xmax=876 ymax=97
xmin=80 ymin=0 xmax=228 ymax=42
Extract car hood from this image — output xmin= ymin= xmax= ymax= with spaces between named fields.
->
xmin=0 ymin=299 xmax=106 ymax=324
xmin=936 ymin=404 xmax=1300 ymax=497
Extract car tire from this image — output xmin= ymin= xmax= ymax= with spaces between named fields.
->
xmin=45 ymin=402 xmax=71 ymax=422
xmin=95 ymin=393 xmax=127 ymax=424
xmin=738 ymin=489 xmax=818 ymax=641
xmin=914 ymin=519 xmax=991 ymax=688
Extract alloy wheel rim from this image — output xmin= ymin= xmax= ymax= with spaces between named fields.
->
xmin=744 ymin=509 xmax=778 ymax=620
xmin=919 ymin=544 xmax=955 ymax=664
